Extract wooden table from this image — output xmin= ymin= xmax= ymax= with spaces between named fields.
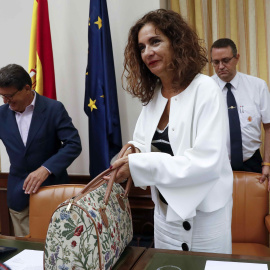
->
xmin=0 ymin=235 xmax=145 ymax=269
xmin=132 ymin=248 xmax=270 ymax=270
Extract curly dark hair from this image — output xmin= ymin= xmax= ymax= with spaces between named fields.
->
xmin=122 ymin=9 xmax=208 ymax=104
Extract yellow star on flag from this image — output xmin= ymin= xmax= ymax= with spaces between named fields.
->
xmin=94 ymin=16 xmax=102 ymax=29
xmin=88 ymin=98 xmax=97 ymax=112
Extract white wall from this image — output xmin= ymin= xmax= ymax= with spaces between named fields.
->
xmin=0 ymin=0 xmax=161 ymax=175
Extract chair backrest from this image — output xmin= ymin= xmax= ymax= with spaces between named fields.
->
xmin=232 ymin=171 xmax=269 ymax=246
xmin=29 ymin=184 xmax=85 ymax=240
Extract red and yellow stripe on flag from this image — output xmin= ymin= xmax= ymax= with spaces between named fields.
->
xmin=28 ymin=0 xmax=56 ymax=99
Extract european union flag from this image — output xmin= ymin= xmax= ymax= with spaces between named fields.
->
xmin=84 ymin=0 xmax=122 ymax=178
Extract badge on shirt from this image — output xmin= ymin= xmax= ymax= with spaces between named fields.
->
xmin=248 ymin=116 xmax=252 ymax=122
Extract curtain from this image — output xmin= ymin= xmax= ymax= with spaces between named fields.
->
xmin=170 ymin=0 xmax=270 ymax=156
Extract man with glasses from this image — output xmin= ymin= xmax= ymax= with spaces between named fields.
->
xmin=0 ymin=64 xmax=82 ymax=236
xmin=211 ymin=38 xmax=270 ymax=189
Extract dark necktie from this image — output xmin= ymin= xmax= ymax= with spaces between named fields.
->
xmin=226 ymin=82 xmax=243 ymax=170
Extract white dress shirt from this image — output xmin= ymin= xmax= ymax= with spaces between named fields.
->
xmin=212 ymin=72 xmax=270 ymax=161
xmin=12 ymin=91 xmax=36 ymax=146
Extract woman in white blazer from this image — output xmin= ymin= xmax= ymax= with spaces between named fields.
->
xmin=110 ymin=9 xmax=233 ymax=254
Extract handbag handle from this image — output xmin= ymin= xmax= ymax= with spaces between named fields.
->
xmin=76 ymin=144 xmax=135 ymax=205
xmin=104 ymin=143 xmax=135 ymax=205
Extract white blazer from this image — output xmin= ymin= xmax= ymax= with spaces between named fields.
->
xmin=128 ymin=74 xmax=233 ymax=221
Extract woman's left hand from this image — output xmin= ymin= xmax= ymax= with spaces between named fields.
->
xmin=104 ymin=156 xmax=131 ymax=183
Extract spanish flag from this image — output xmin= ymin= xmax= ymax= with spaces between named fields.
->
xmin=28 ymin=0 xmax=56 ymax=99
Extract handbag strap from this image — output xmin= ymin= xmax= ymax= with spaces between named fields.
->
xmin=78 ymin=168 xmax=111 ymax=195
xmin=77 ymin=144 xmax=135 ymax=204
xmin=104 ymin=143 xmax=135 ymax=205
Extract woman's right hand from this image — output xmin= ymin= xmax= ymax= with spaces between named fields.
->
xmin=103 ymin=156 xmax=130 ymax=183
xmin=123 ymin=146 xmax=140 ymax=157
xmin=112 ymin=156 xmax=131 ymax=183
xmin=104 ymin=146 xmax=140 ymax=183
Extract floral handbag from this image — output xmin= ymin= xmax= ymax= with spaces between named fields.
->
xmin=44 ymin=144 xmax=134 ymax=270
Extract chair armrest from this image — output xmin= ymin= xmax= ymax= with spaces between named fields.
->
xmin=265 ymin=215 xmax=270 ymax=232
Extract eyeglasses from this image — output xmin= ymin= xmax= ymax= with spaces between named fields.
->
xmin=211 ymin=56 xmax=235 ymax=67
xmin=0 ymin=90 xmax=20 ymax=100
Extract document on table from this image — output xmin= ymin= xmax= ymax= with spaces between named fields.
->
xmin=4 ymin=249 xmax=43 ymax=270
xmin=205 ymin=260 xmax=268 ymax=270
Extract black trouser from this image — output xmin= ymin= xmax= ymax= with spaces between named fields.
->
xmin=233 ymin=149 xmax=262 ymax=173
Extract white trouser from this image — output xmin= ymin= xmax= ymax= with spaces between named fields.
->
xmin=154 ymin=196 xmax=232 ymax=254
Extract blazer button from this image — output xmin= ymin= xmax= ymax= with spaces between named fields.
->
xmin=183 ymin=221 xmax=191 ymax=231
xmin=182 ymin=242 xmax=189 ymax=251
